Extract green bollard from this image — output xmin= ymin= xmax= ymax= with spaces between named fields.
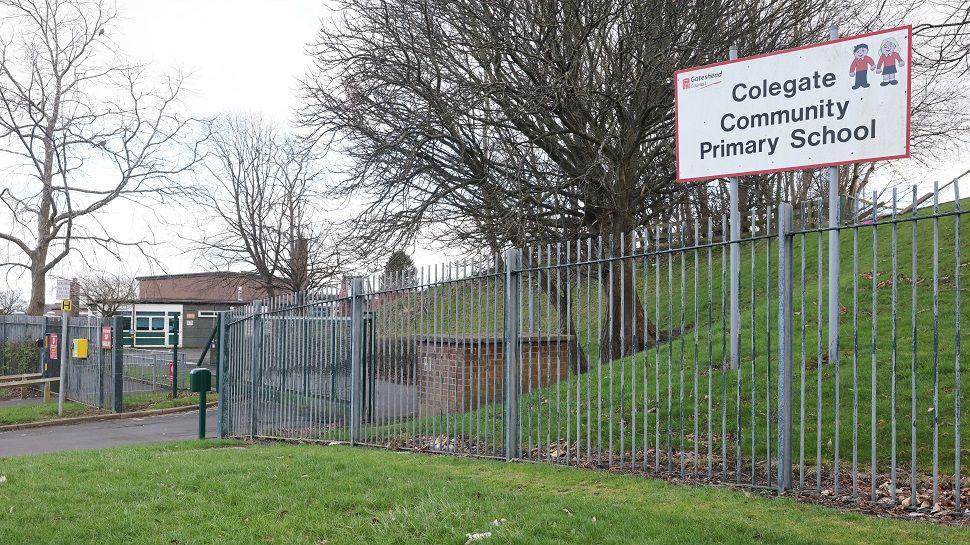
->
xmin=198 ymin=389 xmax=206 ymax=439
xmin=189 ymin=367 xmax=212 ymax=440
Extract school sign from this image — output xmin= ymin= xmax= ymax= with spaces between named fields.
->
xmin=674 ymin=26 xmax=911 ymax=182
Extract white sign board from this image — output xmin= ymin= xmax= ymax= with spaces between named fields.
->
xmin=675 ymin=26 xmax=911 ymax=182
xmin=54 ymin=278 xmax=72 ymax=300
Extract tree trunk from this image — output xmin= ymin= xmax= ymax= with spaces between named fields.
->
xmin=597 ymin=257 xmax=660 ymax=366
xmin=27 ymin=252 xmax=47 ymax=316
xmin=591 ymin=219 xmax=664 ymax=366
xmin=536 ymin=269 xmax=590 ymax=374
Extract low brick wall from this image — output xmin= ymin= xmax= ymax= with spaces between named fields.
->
xmin=416 ymin=335 xmax=574 ymax=417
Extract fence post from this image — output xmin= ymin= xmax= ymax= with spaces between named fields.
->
xmin=776 ymin=202 xmax=794 ymax=492
xmin=0 ymin=316 xmax=6 ymax=373
xmin=57 ymin=315 xmax=69 ymax=415
xmin=249 ymin=301 xmax=262 ymax=439
xmin=349 ymin=277 xmax=365 ymax=445
xmin=111 ymin=315 xmax=124 ymax=412
xmin=217 ymin=312 xmax=227 ymax=439
xmin=171 ymin=321 xmax=179 ymax=398
xmin=37 ymin=317 xmax=46 ymax=375
xmin=503 ymin=249 xmax=522 ymax=460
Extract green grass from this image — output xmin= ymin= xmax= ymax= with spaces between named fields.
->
xmin=122 ymin=391 xmax=204 ymax=411
xmin=0 ymin=441 xmax=965 ymax=544
xmin=0 ymin=400 xmax=98 ymax=426
xmin=0 ymin=391 xmax=203 ymax=426
xmin=349 ymin=199 xmax=970 ymax=476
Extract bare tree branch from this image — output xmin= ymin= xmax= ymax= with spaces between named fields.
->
xmin=0 ymin=0 xmax=206 ymax=315
xmin=186 ymin=115 xmax=341 ymax=296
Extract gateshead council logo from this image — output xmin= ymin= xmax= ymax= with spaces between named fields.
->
xmin=682 ymin=71 xmax=723 ymax=91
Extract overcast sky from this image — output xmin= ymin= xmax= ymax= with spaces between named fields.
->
xmin=6 ymin=0 xmax=336 ymax=300
xmin=3 ymin=1 xmax=968 ymax=303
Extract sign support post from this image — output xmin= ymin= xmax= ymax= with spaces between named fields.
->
xmin=776 ymin=202 xmax=795 ymax=492
xmin=728 ymin=44 xmax=741 ymax=371
xmin=826 ymin=25 xmax=842 ymax=375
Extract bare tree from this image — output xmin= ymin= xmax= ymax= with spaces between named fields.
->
xmin=302 ymin=0 xmax=846 ymax=358
xmin=303 ymin=0 xmax=970 ymax=360
xmin=0 ymin=0 xmax=204 ymax=315
xmin=192 ymin=115 xmax=340 ymax=297
xmin=78 ymin=271 xmax=134 ymax=316
xmin=0 ymin=288 xmax=25 ymax=314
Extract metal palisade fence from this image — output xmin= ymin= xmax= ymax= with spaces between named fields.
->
xmin=0 ymin=314 xmax=47 ymax=375
xmin=0 ymin=314 xmax=194 ymax=411
xmin=219 ymin=182 xmax=968 ymax=514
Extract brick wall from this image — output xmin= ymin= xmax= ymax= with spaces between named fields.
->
xmin=416 ymin=336 xmax=574 ymax=417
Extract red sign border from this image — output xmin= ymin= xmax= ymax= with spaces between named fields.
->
xmin=101 ymin=325 xmax=113 ymax=350
xmin=674 ymin=25 xmax=913 ymax=183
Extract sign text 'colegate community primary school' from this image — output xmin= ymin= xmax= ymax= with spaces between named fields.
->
xmin=675 ymin=26 xmax=911 ymax=181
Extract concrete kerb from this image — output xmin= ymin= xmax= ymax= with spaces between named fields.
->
xmin=0 ymin=401 xmax=217 ymax=432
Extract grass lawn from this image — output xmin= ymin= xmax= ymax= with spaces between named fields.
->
xmin=0 ymin=441 xmax=966 ymax=545
xmin=122 ymin=391 xmax=204 ymax=412
xmin=0 ymin=391 xmax=203 ymax=426
xmin=0 ymin=400 xmax=98 ymax=426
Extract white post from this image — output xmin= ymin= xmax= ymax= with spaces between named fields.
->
xmin=826 ymin=25 xmax=841 ymax=369
xmin=728 ymin=44 xmax=741 ymax=370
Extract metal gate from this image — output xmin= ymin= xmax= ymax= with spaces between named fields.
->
xmin=221 ymin=299 xmax=378 ymax=440
xmin=61 ymin=316 xmax=116 ymax=410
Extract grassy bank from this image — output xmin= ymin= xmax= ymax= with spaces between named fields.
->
xmin=353 ymin=198 xmax=969 ymax=474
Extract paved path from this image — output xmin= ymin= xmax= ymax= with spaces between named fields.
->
xmin=0 ymin=408 xmax=217 ymax=457
xmin=0 ymin=397 xmax=43 ymax=409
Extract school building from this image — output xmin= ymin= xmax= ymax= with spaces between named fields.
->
xmin=122 ymin=272 xmax=268 ymax=349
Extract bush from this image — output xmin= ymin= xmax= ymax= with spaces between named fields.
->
xmin=1 ymin=340 xmax=39 ymax=376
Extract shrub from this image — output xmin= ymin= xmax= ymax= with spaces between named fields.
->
xmin=0 ymin=340 xmax=39 ymax=376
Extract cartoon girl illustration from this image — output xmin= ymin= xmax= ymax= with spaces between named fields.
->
xmin=848 ymin=43 xmax=875 ymax=89
xmin=876 ymin=37 xmax=905 ymax=86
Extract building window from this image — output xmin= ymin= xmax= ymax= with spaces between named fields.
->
xmin=134 ymin=312 xmax=167 ymax=331
xmin=197 ymin=311 xmax=218 ymax=318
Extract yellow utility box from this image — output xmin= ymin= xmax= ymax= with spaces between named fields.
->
xmin=71 ymin=338 xmax=89 ymax=359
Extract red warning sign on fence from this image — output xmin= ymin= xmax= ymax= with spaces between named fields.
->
xmin=101 ymin=326 xmax=112 ymax=349
xmin=48 ymin=333 xmax=59 ymax=360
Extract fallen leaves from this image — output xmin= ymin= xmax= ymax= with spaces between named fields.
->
xmin=465 ymin=531 xmax=492 ymax=544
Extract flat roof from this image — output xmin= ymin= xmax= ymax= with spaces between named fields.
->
xmin=136 ymin=271 xmax=260 ymax=281
xmin=132 ymin=299 xmax=244 ymax=305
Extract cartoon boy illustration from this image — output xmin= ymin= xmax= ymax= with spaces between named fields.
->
xmin=849 ymin=43 xmax=875 ymax=89
xmin=876 ymin=37 xmax=905 ymax=86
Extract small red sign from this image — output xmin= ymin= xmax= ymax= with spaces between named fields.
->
xmin=48 ymin=333 xmax=59 ymax=360
xmin=101 ymin=326 xmax=112 ymax=349
xmin=169 ymin=362 xmax=174 ymax=384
